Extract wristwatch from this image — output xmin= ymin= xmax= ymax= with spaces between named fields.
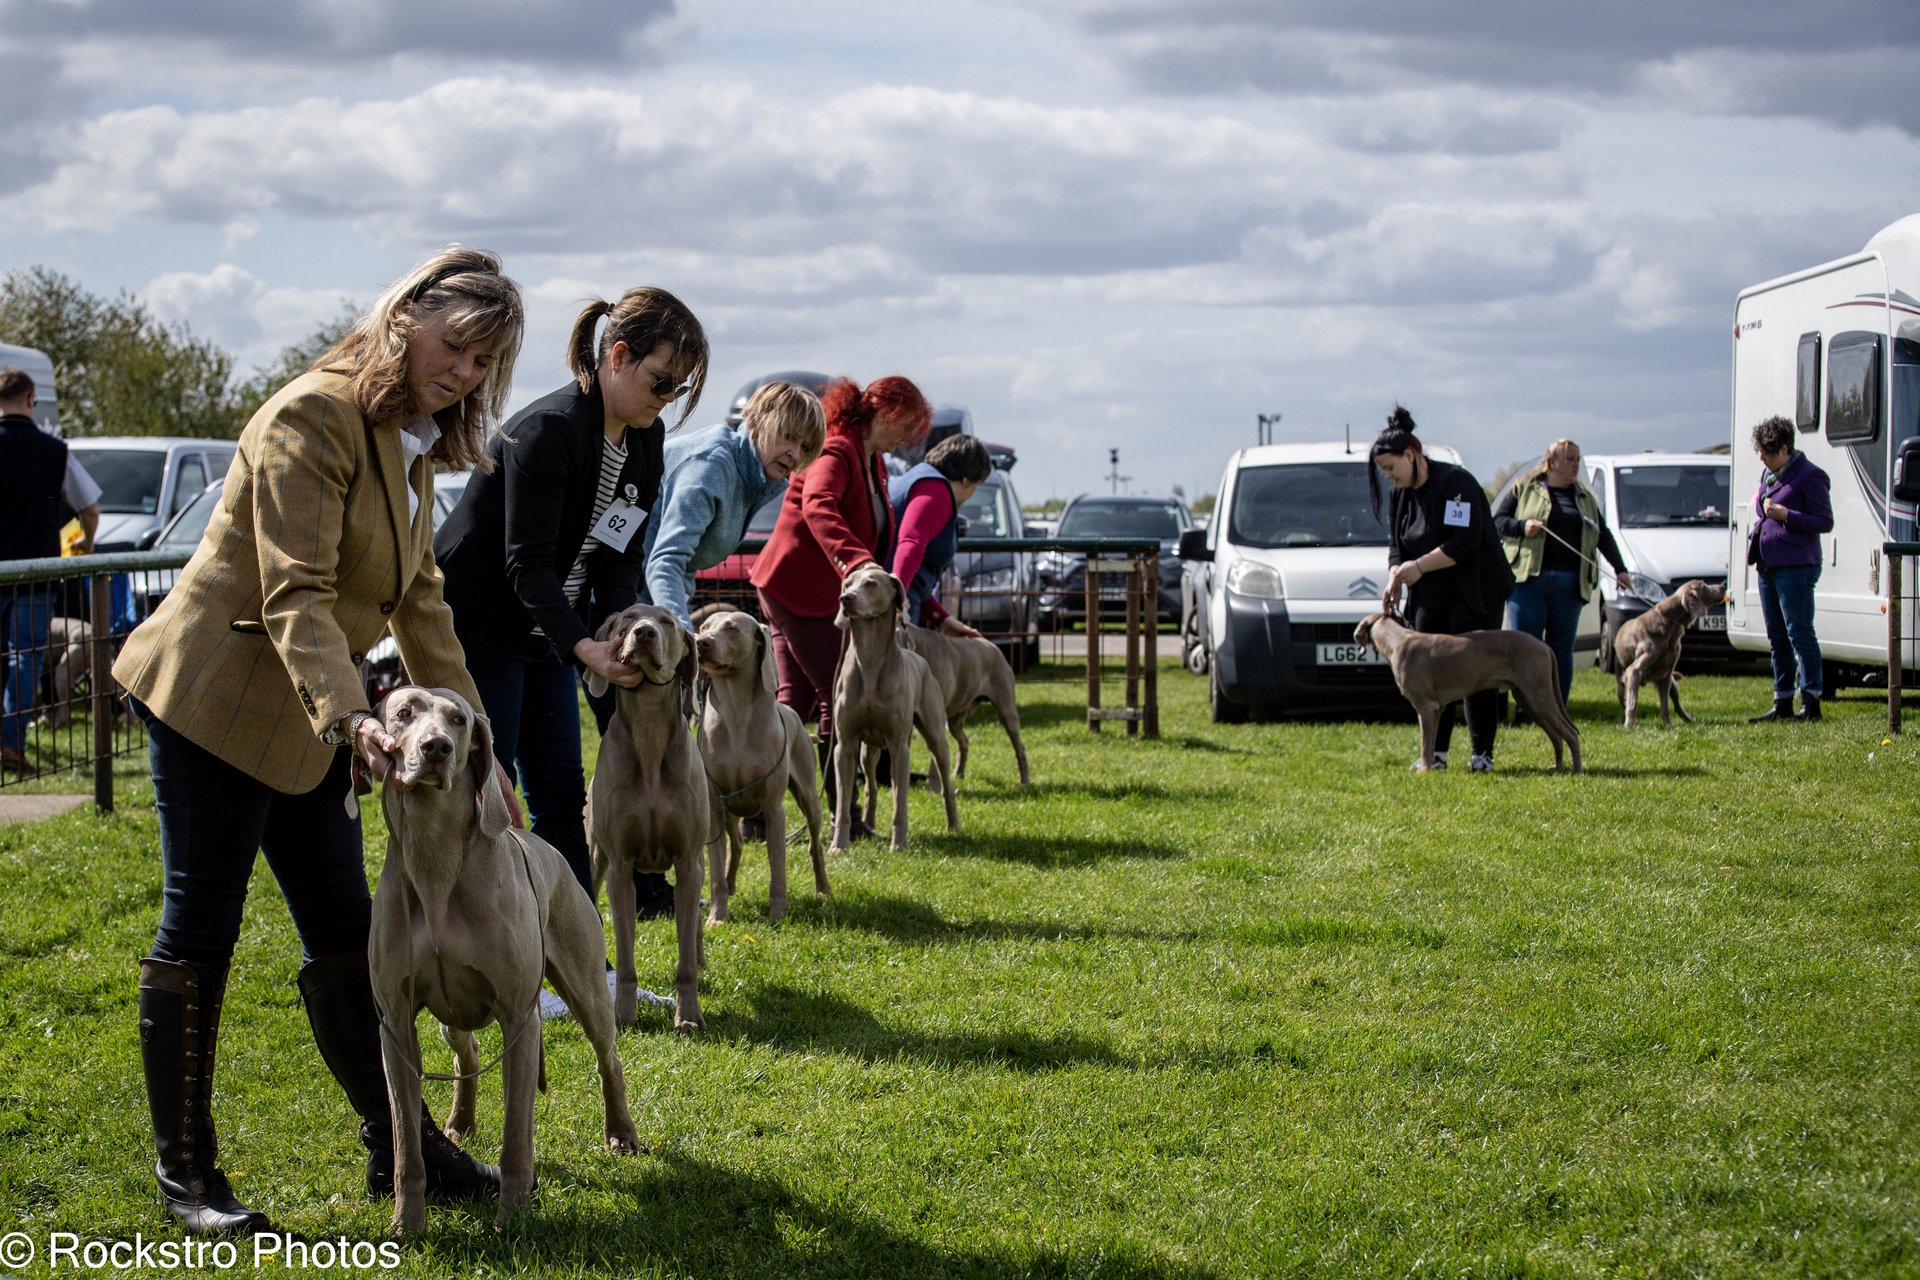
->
xmin=323 ymin=710 xmax=376 ymax=748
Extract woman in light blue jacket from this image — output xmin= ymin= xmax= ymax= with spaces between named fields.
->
xmin=641 ymin=380 xmax=825 ymax=628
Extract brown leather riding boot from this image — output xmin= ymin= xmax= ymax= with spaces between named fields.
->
xmin=138 ymin=958 xmax=273 ymax=1236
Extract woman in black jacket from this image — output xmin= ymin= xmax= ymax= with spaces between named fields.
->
xmin=1371 ymin=406 xmax=1514 ymax=773
xmin=436 ymin=288 xmax=708 ymax=911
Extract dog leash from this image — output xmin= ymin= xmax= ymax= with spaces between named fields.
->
xmin=1535 ymin=524 xmax=1665 ymax=606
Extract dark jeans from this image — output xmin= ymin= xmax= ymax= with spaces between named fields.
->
xmin=468 ymin=649 xmax=593 ymax=899
xmin=138 ymin=699 xmax=371 ymax=967
xmin=3 ymin=587 xmax=52 ymax=752
xmin=1758 ymin=563 xmax=1822 ymax=701
xmin=1410 ymin=595 xmax=1504 ymax=757
xmin=1506 ymin=569 xmax=1582 ymax=708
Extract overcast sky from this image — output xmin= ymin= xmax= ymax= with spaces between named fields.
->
xmin=7 ymin=0 xmax=1919 ymax=503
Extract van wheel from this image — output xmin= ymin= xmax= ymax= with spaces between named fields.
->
xmin=1209 ymin=666 xmax=1247 ymax=724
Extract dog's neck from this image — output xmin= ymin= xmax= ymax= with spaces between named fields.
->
xmin=700 ymin=669 xmax=774 ymax=734
xmin=382 ymin=783 xmax=483 ymax=920
xmin=846 ymin=612 xmax=903 ymax=668
xmin=607 ymin=674 xmax=690 ymax=767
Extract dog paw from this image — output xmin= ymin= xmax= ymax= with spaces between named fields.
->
xmin=672 ymin=1013 xmax=707 ymax=1034
xmin=607 ymin=1128 xmax=641 ymax=1155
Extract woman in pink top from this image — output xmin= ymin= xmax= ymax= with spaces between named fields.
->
xmin=888 ymin=434 xmax=993 ymax=635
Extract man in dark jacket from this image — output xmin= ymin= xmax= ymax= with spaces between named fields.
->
xmin=0 ymin=367 xmax=69 ymax=772
xmin=1745 ymin=415 xmax=1833 ymax=722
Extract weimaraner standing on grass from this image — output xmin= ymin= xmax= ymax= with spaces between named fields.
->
xmin=899 ymin=623 xmax=1032 ymax=789
xmin=831 ymin=564 xmax=959 ymax=851
xmin=1354 ymin=612 xmax=1583 ymax=774
xmin=585 ymin=604 xmax=710 ymax=1032
xmin=693 ymin=609 xmax=825 ymax=925
xmin=369 ymin=686 xmax=638 ymax=1234
xmin=1613 ymin=578 xmax=1728 ymax=729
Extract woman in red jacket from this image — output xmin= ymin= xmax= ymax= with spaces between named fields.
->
xmin=751 ymin=375 xmax=931 ymax=758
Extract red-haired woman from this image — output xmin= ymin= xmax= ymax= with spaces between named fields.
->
xmin=751 ymin=375 xmax=930 ymax=784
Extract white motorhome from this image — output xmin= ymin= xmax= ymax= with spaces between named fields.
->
xmin=1728 ymin=214 xmax=1920 ymax=684
xmin=1178 ymin=440 xmax=1462 ymax=722
xmin=0 ymin=342 xmax=60 ymax=434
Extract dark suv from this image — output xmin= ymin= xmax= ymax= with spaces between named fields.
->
xmin=1036 ymin=494 xmax=1192 ymax=625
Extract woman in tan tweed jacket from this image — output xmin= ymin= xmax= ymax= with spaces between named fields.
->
xmin=112 ymin=247 xmax=521 ymax=1236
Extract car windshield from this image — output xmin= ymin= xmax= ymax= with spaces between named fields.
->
xmin=69 ymin=448 xmax=166 ymax=515
xmin=161 ymin=481 xmax=222 ymax=549
xmin=1227 ymin=462 xmax=1389 ymax=548
xmin=958 ymin=477 xmax=1010 ymax=536
xmin=747 ymin=491 xmax=784 ymax=535
xmin=1615 ymin=465 xmax=1729 ymax=527
xmin=1057 ymin=501 xmax=1182 ymax=539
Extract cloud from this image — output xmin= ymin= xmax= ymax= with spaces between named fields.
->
xmin=1049 ymin=1 xmax=1920 ymax=135
xmin=142 ymin=264 xmax=354 ymax=371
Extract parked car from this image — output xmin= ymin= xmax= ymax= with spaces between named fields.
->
xmin=1181 ymin=441 xmax=1463 ymax=722
xmin=943 ymin=467 xmax=1039 ymax=662
xmin=689 ymin=489 xmax=784 ymax=618
xmin=1036 ymin=494 xmax=1192 ymax=625
xmin=726 ymin=370 xmax=835 ymax=427
xmin=72 ymin=437 xmax=238 ymax=552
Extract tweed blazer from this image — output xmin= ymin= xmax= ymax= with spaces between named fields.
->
xmin=113 ymin=367 xmax=480 ymax=793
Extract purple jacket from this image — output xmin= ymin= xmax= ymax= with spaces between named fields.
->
xmin=1752 ymin=450 xmax=1832 ymax=570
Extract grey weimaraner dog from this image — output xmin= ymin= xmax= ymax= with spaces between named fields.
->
xmin=899 ymin=623 xmax=1032 ymax=789
xmin=369 ymin=686 xmax=638 ymax=1234
xmin=831 ymin=563 xmax=960 ymax=851
xmin=693 ymin=609 xmax=826 ymax=924
xmin=1613 ymin=578 xmax=1728 ymax=729
xmin=1354 ymin=611 xmax=1583 ymax=773
xmin=585 ymin=603 xmax=710 ymax=1031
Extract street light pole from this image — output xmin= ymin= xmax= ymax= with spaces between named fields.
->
xmin=1256 ymin=411 xmax=1282 ymax=446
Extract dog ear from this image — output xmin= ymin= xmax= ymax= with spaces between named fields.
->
xmin=890 ymin=573 xmax=908 ymax=618
xmin=757 ymin=623 xmax=779 ymax=696
xmin=469 ymin=712 xmax=511 ymax=839
xmin=678 ymin=625 xmax=698 ymax=722
xmin=583 ymin=667 xmax=610 ymax=698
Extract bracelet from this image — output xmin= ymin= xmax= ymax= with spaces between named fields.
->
xmin=324 ymin=710 xmax=375 ymax=747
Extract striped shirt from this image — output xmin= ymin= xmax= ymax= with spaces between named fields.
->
xmin=563 ymin=436 xmax=627 ymax=604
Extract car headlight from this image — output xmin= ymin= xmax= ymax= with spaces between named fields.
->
xmin=1225 ymin=558 xmax=1282 ymax=599
xmin=970 ymin=567 xmax=1016 ymax=590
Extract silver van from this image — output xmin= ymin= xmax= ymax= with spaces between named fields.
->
xmin=66 ymin=437 xmax=238 ymax=551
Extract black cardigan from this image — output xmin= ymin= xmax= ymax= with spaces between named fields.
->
xmin=1387 ymin=457 xmax=1514 ymax=616
xmin=436 ymin=383 xmax=665 ymax=665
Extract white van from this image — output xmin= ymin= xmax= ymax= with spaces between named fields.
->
xmin=0 ymin=342 xmax=60 ymax=434
xmin=1178 ymin=440 xmax=1462 ymax=722
xmin=1492 ymin=452 xmax=1733 ymax=666
xmin=1726 ymin=213 xmax=1920 ymax=685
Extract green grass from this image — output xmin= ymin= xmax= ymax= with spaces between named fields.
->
xmin=2 ymin=665 xmax=1917 ymax=1278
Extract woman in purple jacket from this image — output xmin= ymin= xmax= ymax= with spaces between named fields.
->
xmin=1745 ymin=415 xmax=1833 ymax=722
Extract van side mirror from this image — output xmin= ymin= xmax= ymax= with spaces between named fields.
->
xmin=1177 ymin=528 xmax=1211 ymax=562
xmin=1895 ymin=437 xmax=1920 ymax=504
xmin=135 ymin=528 xmax=162 ymax=550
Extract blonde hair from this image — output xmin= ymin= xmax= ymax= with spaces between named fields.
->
xmin=742 ymin=381 xmax=826 ymax=466
xmin=566 ymin=287 xmax=708 ymax=427
xmin=1523 ymin=437 xmax=1582 ymax=485
xmin=313 ymin=246 xmax=524 ymax=472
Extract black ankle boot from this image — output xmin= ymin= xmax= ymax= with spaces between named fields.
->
xmin=296 ymin=952 xmax=500 ymax=1202
xmin=138 ymin=958 xmax=273 ymax=1236
xmin=1749 ymin=697 xmax=1794 ymax=723
xmin=1792 ymin=693 xmax=1822 ymax=721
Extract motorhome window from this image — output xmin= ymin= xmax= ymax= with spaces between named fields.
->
xmin=1057 ymin=500 xmax=1183 ymax=539
xmin=1893 ymin=339 xmax=1920 ymax=452
xmin=1615 ymin=466 xmax=1729 ymax=528
xmin=1825 ymin=331 xmax=1880 ymax=445
xmin=1796 ymin=332 xmax=1820 ymax=431
xmin=1226 ymin=462 xmax=1389 ymax=548
xmin=68 ymin=448 xmax=165 ymax=515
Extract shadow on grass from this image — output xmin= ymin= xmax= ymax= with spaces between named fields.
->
xmin=452 ymin=1149 xmax=1215 ymax=1279
xmin=963 ymin=778 xmax=1229 ymax=804
xmin=1568 ymin=765 xmax=1711 ymax=779
xmin=725 ymin=982 xmax=1124 ymax=1071
xmin=912 ymin=830 xmax=1190 ymax=868
xmin=817 ymin=893 xmax=1200 ymax=947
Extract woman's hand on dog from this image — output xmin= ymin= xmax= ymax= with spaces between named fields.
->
xmin=575 ymin=637 xmax=646 ymax=689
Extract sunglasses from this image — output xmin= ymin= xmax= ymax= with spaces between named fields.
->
xmin=647 ymin=370 xmax=696 ymax=401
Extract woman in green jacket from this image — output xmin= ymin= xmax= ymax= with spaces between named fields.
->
xmin=1492 ymin=438 xmax=1630 ymax=709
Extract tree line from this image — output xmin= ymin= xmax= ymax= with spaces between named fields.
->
xmin=0 ymin=265 xmax=350 ymax=439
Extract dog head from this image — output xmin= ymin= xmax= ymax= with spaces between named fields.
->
xmin=695 ymin=609 xmax=778 ymax=696
xmin=1353 ymin=612 xmax=1382 ymax=648
xmin=377 ymin=685 xmax=509 ymax=838
xmin=1673 ymin=578 xmax=1729 ymax=619
xmin=834 ymin=562 xmax=905 ymax=630
xmin=593 ymin=603 xmax=697 ymax=719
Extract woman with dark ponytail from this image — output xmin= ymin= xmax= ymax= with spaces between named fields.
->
xmin=437 ymin=287 xmax=708 ymax=929
xmin=1370 ymin=405 xmax=1514 ymax=772
xmin=751 ymin=375 xmax=931 ymax=814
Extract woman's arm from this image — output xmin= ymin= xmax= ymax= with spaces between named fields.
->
xmin=889 ymin=478 xmax=953 ymax=592
xmin=501 ymin=415 xmax=594 ymax=658
xmin=643 ymin=454 xmax=726 ymax=629
xmin=1491 ymin=484 xmax=1531 ymax=540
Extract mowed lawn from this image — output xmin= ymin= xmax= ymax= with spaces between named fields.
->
xmin=1 ymin=661 xmax=1916 ymax=1278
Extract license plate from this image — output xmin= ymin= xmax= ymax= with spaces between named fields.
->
xmin=1317 ymin=643 xmax=1385 ymax=665
xmin=1695 ymin=612 xmax=1727 ymax=631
